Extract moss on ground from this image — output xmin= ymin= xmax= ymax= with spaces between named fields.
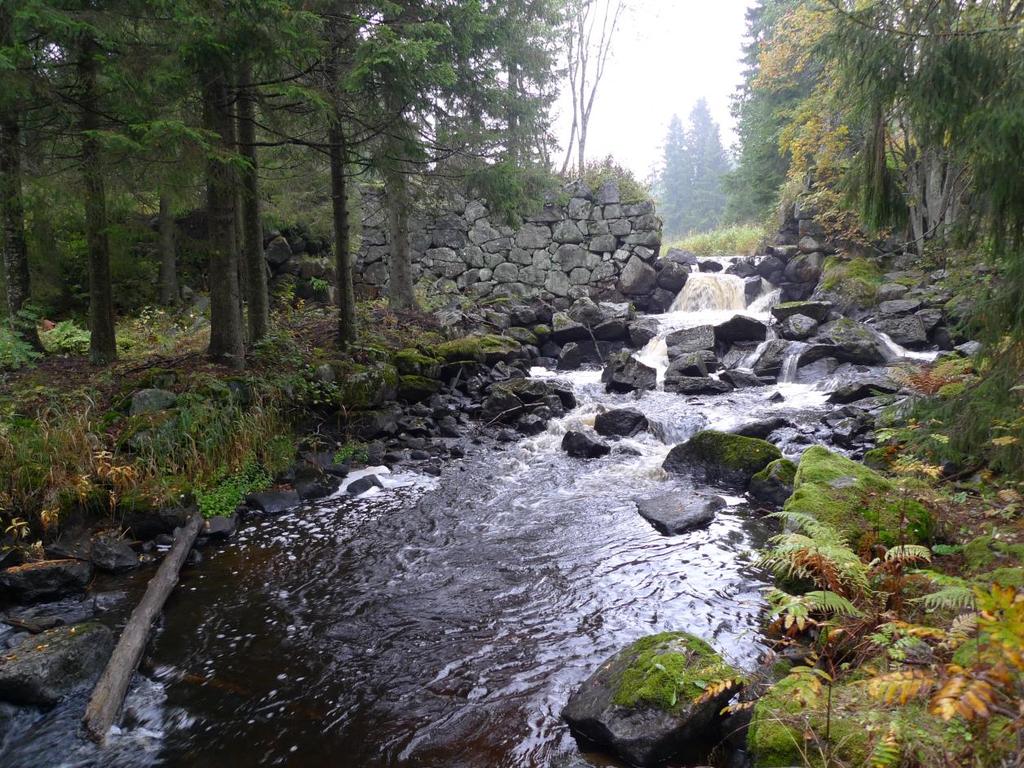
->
xmin=433 ymin=334 xmax=521 ymax=364
xmin=392 ymin=348 xmax=442 ymax=378
xmin=785 ymin=446 xmax=933 ymax=545
xmin=753 ymin=458 xmax=797 ymax=487
xmin=820 ymin=256 xmax=883 ymax=308
xmin=612 ymin=632 xmax=739 ymax=714
xmin=331 ymin=361 xmax=399 ymax=409
xmin=397 ymin=375 xmax=442 ymax=403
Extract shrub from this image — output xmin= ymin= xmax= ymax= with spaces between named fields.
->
xmin=667 ymin=224 xmax=765 ymax=257
xmin=579 ymin=155 xmax=651 ymax=203
xmin=40 ymin=320 xmax=91 ymax=354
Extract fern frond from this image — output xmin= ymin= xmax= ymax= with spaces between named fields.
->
xmin=869 ymin=723 xmax=901 ymax=768
xmin=885 ymin=544 xmax=932 ymax=564
xmin=804 ymin=590 xmax=864 ymax=617
xmin=864 ymin=668 xmax=936 ymax=705
xmin=760 ymin=531 xmax=870 ymax=597
xmin=769 ymin=510 xmax=850 ymax=544
xmin=693 ymin=677 xmax=743 ymax=705
xmin=913 ymin=585 xmax=976 ymax=612
xmin=930 ymin=674 xmax=996 ymax=721
xmin=945 ymin=613 xmax=979 ymax=651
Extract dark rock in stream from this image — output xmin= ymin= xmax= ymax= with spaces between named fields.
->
xmin=346 ymin=475 xmax=384 ymax=496
xmin=562 ymin=431 xmax=611 ymax=459
xmin=0 ymin=560 xmax=92 ymax=604
xmin=601 ymin=352 xmax=656 ymax=394
xmin=90 ymin=536 xmax=138 ymax=573
xmin=663 ymin=430 xmax=782 ymax=489
xmin=562 ymin=632 xmax=740 ymax=766
xmin=595 ymin=409 xmax=648 ymax=438
xmin=0 ymin=623 xmax=113 ymax=705
xmin=203 ymin=514 xmax=239 ymax=540
xmin=664 ymin=376 xmax=732 ymax=396
xmin=719 ymin=369 xmax=766 ymax=389
xmin=635 ymin=494 xmax=725 ymax=535
xmin=123 ymin=505 xmax=192 ymax=540
xmin=714 ymin=315 xmax=767 ymax=344
xmin=749 ymin=459 xmax=797 ymax=507
xmin=295 ymin=475 xmax=342 ymax=501
xmin=827 ymin=374 xmax=899 ymax=404
xmin=246 ymin=490 xmax=300 ymax=515
xmin=731 ymin=417 xmax=791 ymax=440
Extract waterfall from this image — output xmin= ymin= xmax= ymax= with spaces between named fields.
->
xmin=635 ymin=336 xmax=669 ymax=384
xmin=669 ymin=273 xmax=747 ymax=313
xmin=778 ymin=343 xmax=806 ymax=383
xmin=748 ymin=286 xmax=781 ymax=314
xmin=876 ymin=331 xmax=941 ymax=363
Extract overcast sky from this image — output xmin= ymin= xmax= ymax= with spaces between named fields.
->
xmin=552 ymin=0 xmax=754 ymax=180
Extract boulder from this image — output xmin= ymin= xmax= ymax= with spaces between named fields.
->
xmin=0 ymin=559 xmax=92 ymax=603
xmin=749 ymin=459 xmax=797 ymax=507
xmin=595 ymin=409 xmax=649 ymax=438
xmin=551 ymin=312 xmax=591 ymax=344
xmin=129 ymin=388 xmax=177 ymax=416
xmin=665 ymin=326 xmax=715 ymax=356
xmin=0 ymin=623 xmax=114 ymax=705
xmin=203 ymin=513 xmax=239 ymax=540
xmin=602 ymin=352 xmax=657 ymax=394
xmin=656 ymin=261 xmax=690 ymax=293
xmin=619 ymin=256 xmax=658 ymax=296
xmin=562 ymin=431 xmax=611 ymax=459
xmin=783 ymin=252 xmax=824 ymax=283
xmin=346 ymin=475 xmax=384 ymax=496
xmin=664 ymin=249 xmax=698 ymax=267
xmin=714 ymin=315 xmax=767 ymax=344
xmin=878 ymin=298 xmax=922 ymax=316
xmin=123 ymin=505 xmax=192 ymax=540
xmin=956 ymin=340 xmax=982 ymax=357
xmin=295 ymin=475 xmax=342 ymax=501
xmin=771 ymin=301 xmax=833 ymax=324
xmin=90 ymin=536 xmax=138 ymax=573
xmin=873 ymin=316 xmax=928 ymax=347
xmin=876 ymin=283 xmax=909 ymax=302
xmin=750 ymin=339 xmax=792 ymax=377
xmin=744 ymin=276 xmax=764 ymax=303
xmin=780 ymin=314 xmax=818 ymax=341
xmin=664 ymin=376 xmax=732 ymax=396
xmin=731 ymin=417 xmax=790 ymax=440
xmin=827 ymin=373 xmax=900 ymax=404
xmin=246 ymin=489 xmax=300 ymax=515
xmin=805 ymin=319 xmax=890 ymax=365
xmin=663 ymin=430 xmax=782 ymax=489
xmin=264 ymin=236 xmax=292 ymax=267
xmin=562 ymin=632 xmax=741 ymax=767
xmin=698 ymin=260 xmax=723 ymax=273
xmin=628 ymin=318 xmax=661 ymax=348
xmin=665 ymin=353 xmax=707 ymax=379
xmin=720 ymin=369 xmax=765 ymax=389
xmin=635 ymin=494 xmax=725 ymax=535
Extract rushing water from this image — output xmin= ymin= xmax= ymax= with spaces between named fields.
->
xmin=0 ymin=258 xmax=936 ymax=768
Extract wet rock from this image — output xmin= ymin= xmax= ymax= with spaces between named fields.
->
xmin=873 ymin=315 xmax=928 ymax=347
xmin=246 ymin=489 xmax=300 ymax=515
xmin=666 ymin=326 xmax=715 ymax=356
xmin=595 ymin=409 xmax=649 ymax=438
xmin=516 ymin=414 xmax=547 ymax=435
xmin=698 ymin=260 xmax=723 ymax=273
xmin=771 ymin=301 xmax=833 ymax=324
xmin=780 ymin=314 xmax=818 ymax=341
xmin=665 ymin=352 xmax=707 ymax=379
xmin=656 ymin=261 xmax=690 ymax=293
xmin=203 ymin=514 xmax=239 ymax=540
xmin=731 ymin=417 xmax=791 ymax=440
xmin=803 ymin=319 xmax=890 ymax=365
xmin=727 ymin=259 xmax=758 ymax=278
xmin=877 ymin=283 xmax=909 ymax=302
xmin=45 ymin=531 xmax=92 ymax=562
xmin=123 ymin=506 xmax=194 ymax=541
xmin=749 ymin=459 xmax=797 ymax=507
xmin=878 ymin=298 xmax=922 ymax=316
xmin=750 ymin=339 xmax=791 ymax=377
xmin=0 ymin=560 xmax=92 ymax=604
xmin=827 ymin=373 xmax=900 ymax=404
xmin=346 ymin=475 xmax=384 ymax=496
xmin=664 ymin=376 xmax=732 ymax=396
xmin=90 ymin=536 xmax=138 ymax=573
xmin=744 ymin=276 xmax=764 ymax=303
xmin=618 ymin=256 xmax=658 ymax=295
xmin=129 ymin=388 xmax=177 ymax=416
xmin=663 ymin=430 xmax=782 ymax=489
xmin=955 ymin=340 xmax=982 ymax=357
xmin=714 ymin=315 xmax=767 ymax=344
xmin=0 ymin=623 xmax=113 ymax=705
xmin=635 ymin=494 xmax=725 ymax=535
xmin=783 ymin=252 xmax=824 ymax=283
xmin=567 ymin=297 xmax=606 ymax=327
xmin=557 ymin=342 xmax=588 ymax=371
xmin=664 ymin=248 xmax=698 ymax=267
xmin=602 ymin=352 xmax=657 ymax=394
xmin=562 ymin=431 xmax=611 ymax=459
xmin=628 ymin=318 xmax=661 ymax=348
xmin=551 ymin=312 xmax=590 ymax=344
xmin=295 ymin=475 xmax=342 ymax=501
xmin=720 ymin=369 xmax=765 ymax=389
xmin=562 ymin=632 xmax=740 ymax=767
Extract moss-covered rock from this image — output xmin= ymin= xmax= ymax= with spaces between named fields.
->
xmin=332 ymin=361 xmax=399 ymax=409
xmin=663 ymin=430 xmax=782 ymax=489
xmin=862 ymin=446 xmax=894 ymax=471
xmin=750 ymin=458 xmax=797 ymax=507
xmin=817 ymin=255 xmax=883 ymax=310
xmin=397 ymin=375 xmax=442 ymax=403
xmin=747 ymin=675 xmax=871 ymax=767
xmin=433 ymin=334 xmax=521 ymax=365
xmin=533 ymin=324 xmax=552 ymax=343
xmin=392 ymin=348 xmax=442 ymax=378
xmin=785 ymin=446 xmax=933 ymax=545
xmin=563 ymin=631 xmax=742 ymax=766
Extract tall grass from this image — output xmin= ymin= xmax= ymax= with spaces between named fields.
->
xmin=667 ymin=224 xmax=765 ymax=257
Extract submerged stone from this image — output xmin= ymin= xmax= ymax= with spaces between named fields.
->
xmin=0 ymin=623 xmax=113 ymax=705
xmin=0 ymin=559 xmax=92 ymax=604
xmin=635 ymin=494 xmax=725 ymax=535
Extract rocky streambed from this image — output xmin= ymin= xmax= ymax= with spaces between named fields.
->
xmin=0 ymin=251 xmax=970 ymax=767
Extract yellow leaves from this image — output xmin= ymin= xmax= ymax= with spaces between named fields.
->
xmin=991 ymin=435 xmax=1019 ymax=447
xmin=929 ymin=674 xmax=996 ymax=721
xmin=864 ymin=668 xmax=935 ymax=705
xmin=693 ymin=677 xmax=743 ymax=706
xmin=890 ymin=457 xmax=943 ymax=479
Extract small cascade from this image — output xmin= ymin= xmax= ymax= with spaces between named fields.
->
xmin=748 ymin=286 xmax=781 ymax=314
xmin=778 ymin=343 xmax=806 ymax=383
xmin=670 ymin=273 xmax=746 ymax=313
xmin=739 ymin=339 xmax=773 ymax=371
xmin=635 ymin=336 xmax=669 ymax=384
xmin=877 ymin=331 xmax=942 ymax=363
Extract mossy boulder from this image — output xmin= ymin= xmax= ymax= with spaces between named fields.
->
xmin=785 ymin=446 xmax=933 ymax=546
xmin=805 ymin=318 xmax=890 ymax=365
xmin=397 ymin=375 xmax=442 ymax=403
xmin=392 ymin=348 xmax=442 ymax=378
xmin=816 ymin=255 xmax=883 ymax=311
xmin=332 ymin=361 xmax=399 ymax=409
xmin=433 ymin=334 xmax=521 ymax=365
xmin=0 ymin=623 xmax=113 ymax=705
xmin=750 ymin=458 xmax=798 ymax=507
xmin=563 ymin=631 xmax=742 ymax=766
xmin=747 ymin=675 xmax=871 ymax=767
xmin=663 ymin=430 xmax=782 ymax=489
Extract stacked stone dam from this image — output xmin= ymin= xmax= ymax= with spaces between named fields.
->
xmin=353 ymin=180 xmax=666 ymax=307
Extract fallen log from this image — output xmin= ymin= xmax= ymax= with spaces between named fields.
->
xmin=82 ymin=513 xmax=203 ymax=742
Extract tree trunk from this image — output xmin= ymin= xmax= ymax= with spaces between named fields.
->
xmin=82 ymin=513 xmax=203 ymax=742
xmin=157 ymin=193 xmax=178 ymax=305
xmin=329 ymin=121 xmax=356 ymax=346
xmin=385 ymin=166 xmax=417 ymax=312
xmin=0 ymin=113 xmax=41 ymax=350
xmin=577 ymin=122 xmax=587 ymax=177
xmin=80 ymin=36 xmax=117 ymax=365
xmin=203 ymin=69 xmax=245 ymax=369
xmin=237 ymin=64 xmax=268 ymax=344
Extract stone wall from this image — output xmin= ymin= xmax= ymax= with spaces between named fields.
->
xmin=354 ymin=180 xmax=665 ymax=307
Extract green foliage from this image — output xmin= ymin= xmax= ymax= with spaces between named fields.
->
xmin=0 ymin=326 xmax=42 ymax=370
xmin=667 ymin=224 xmax=765 ymax=257
xmin=40 ymin=320 xmax=90 ymax=354
xmin=196 ymin=461 xmax=271 ymax=518
xmin=468 ymin=161 xmax=560 ymax=227
xmin=579 ymin=156 xmax=651 ymax=204
xmin=819 ymin=256 xmax=883 ymax=309
xmin=333 ymin=441 xmax=368 ymax=465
